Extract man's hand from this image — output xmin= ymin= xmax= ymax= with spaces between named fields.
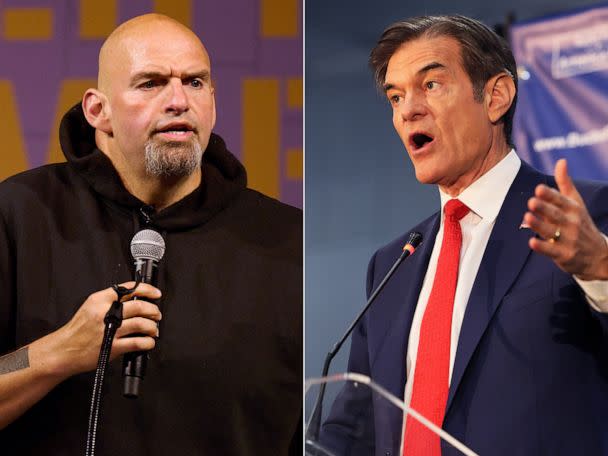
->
xmin=0 ymin=282 xmax=162 ymax=430
xmin=32 ymin=282 xmax=162 ymax=380
xmin=523 ymin=159 xmax=608 ymax=281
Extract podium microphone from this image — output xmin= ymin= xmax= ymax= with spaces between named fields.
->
xmin=306 ymin=231 xmax=423 ymax=442
xmin=122 ymin=229 xmax=166 ymax=398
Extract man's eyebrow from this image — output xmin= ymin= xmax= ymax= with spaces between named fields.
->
xmin=417 ymin=62 xmax=446 ymax=75
xmin=131 ymin=71 xmax=167 ymax=83
xmin=131 ymin=70 xmax=211 ymax=83
xmin=383 ymin=62 xmax=447 ymax=92
xmin=185 ymin=70 xmax=211 ymax=81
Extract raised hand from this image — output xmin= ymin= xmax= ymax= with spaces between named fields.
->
xmin=523 ymin=159 xmax=608 ymax=281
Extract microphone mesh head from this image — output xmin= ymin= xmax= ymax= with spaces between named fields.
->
xmin=407 ymin=231 xmax=423 ymax=249
xmin=130 ymin=229 xmax=166 ymax=261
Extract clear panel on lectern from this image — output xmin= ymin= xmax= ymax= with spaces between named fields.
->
xmin=304 ymin=373 xmax=478 ymax=456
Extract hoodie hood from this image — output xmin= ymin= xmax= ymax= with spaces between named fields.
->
xmin=58 ymin=103 xmax=247 ymax=231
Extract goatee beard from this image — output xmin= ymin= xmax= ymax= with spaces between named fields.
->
xmin=144 ymin=137 xmax=203 ymax=178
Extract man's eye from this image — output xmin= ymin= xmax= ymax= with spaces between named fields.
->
xmin=425 ymin=81 xmax=438 ymax=90
xmin=140 ymin=80 xmax=157 ymax=89
xmin=189 ymin=79 xmax=203 ymax=88
xmin=389 ymin=94 xmax=401 ymax=106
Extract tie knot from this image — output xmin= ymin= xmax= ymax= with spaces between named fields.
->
xmin=444 ymin=199 xmax=469 ymax=221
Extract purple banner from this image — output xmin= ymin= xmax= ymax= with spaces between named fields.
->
xmin=0 ymin=0 xmax=302 ymax=207
xmin=511 ymin=4 xmax=608 ymax=181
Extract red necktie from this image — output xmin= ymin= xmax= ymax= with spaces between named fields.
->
xmin=402 ymin=199 xmax=469 ymax=456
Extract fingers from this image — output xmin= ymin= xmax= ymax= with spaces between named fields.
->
xmin=532 ymin=184 xmax=575 ymax=211
xmin=115 ymin=316 xmax=159 ymax=338
xmin=113 ymin=336 xmax=156 ymax=355
xmin=113 ymin=282 xmax=162 ymax=301
xmin=111 ymin=298 xmax=161 ymax=357
xmin=523 ymin=210 xmax=561 ymax=243
xmin=92 ymin=282 xmax=161 ymax=308
xmin=521 ymin=160 xmax=608 ymax=280
xmin=554 ymin=159 xmax=582 ymax=203
xmin=554 ymin=159 xmax=571 ymax=192
xmin=122 ymin=299 xmax=162 ymax=321
xmin=524 ymin=186 xmax=570 ymax=241
xmin=523 ymin=160 xmax=584 ymax=243
xmin=58 ymin=283 xmax=163 ymax=374
xmin=528 ymin=236 xmax=561 ymax=260
xmin=89 ymin=283 xmax=162 ymax=323
xmin=554 ymin=158 xmax=584 ymax=206
xmin=524 ymin=163 xmax=583 ymax=241
xmin=527 ymin=191 xmax=564 ymax=222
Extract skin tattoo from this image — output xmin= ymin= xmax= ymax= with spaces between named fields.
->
xmin=0 ymin=347 xmax=30 ymax=375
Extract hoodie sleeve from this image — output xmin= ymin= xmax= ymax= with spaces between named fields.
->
xmin=0 ymin=206 xmax=15 ymax=355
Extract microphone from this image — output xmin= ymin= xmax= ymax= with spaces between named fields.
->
xmin=306 ymin=231 xmax=423 ymax=442
xmin=122 ymin=229 xmax=166 ymax=398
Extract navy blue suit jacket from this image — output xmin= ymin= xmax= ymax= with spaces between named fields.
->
xmin=322 ymin=162 xmax=608 ymax=456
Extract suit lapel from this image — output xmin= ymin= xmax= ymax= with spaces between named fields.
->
xmin=446 ymin=163 xmax=546 ymax=412
xmin=370 ymin=214 xmax=440 ymax=397
xmin=368 ymin=215 xmax=440 ymax=450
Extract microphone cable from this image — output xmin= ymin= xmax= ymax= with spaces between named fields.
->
xmin=85 ymin=276 xmax=141 ymax=456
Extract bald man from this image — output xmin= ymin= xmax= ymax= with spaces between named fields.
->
xmin=0 ymin=14 xmax=301 ymax=455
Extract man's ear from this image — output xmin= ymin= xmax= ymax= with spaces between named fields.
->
xmin=82 ymin=89 xmax=112 ymax=134
xmin=485 ymin=72 xmax=516 ymax=124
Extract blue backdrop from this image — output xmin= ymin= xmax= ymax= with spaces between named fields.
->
xmin=305 ymin=0 xmax=607 ymax=418
xmin=512 ymin=3 xmax=608 ymax=180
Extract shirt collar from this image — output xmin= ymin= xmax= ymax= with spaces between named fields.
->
xmin=439 ymin=149 xmax=521 ymax=223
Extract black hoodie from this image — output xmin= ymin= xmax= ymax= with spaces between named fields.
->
xmin=0 ymin=104 xmax=302 ymax=455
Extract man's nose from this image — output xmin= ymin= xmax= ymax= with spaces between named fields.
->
xmin=398 ymin=92 xmax=427 ymax=122
xmin=165 ymin=79 xmax=189 ymax=114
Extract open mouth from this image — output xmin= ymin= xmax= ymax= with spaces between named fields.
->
xmin=408 ymin=132 xmax=434 ymax=151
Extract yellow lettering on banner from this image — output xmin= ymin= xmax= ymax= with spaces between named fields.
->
xmin=80 ymin=0 xmax=117 ymax=39
xmin=286 ymin=78 xmax=302 ymax=109
xmin=0 ymin=81 xmax=29 ymax=180
xmin=261 ymin=0 xmax=298 ymax=37
xmin=3 ymin=8 xmax=53 ymax=40
xmin=242 ymin=79 xmax=279 ymax=198
xmin=286 ymin=148 xmax=303 ymax=180
xmin=47 ymin=80 xmax=96 ymax=164
xmin=153 ymin=0 xmax=192 ymax=27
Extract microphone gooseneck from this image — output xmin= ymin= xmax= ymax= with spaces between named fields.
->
xmin=122 ymin=229 xmax=166 ymax=399
xmin=306 ymin=231 xmax=423 ymax=443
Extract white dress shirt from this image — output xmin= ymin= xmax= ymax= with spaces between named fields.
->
xmin=403 ymin=150 xmax=608 ymax=414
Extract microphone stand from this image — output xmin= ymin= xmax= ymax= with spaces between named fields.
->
xmin=306 ymin=232 xmax=422 ymax=444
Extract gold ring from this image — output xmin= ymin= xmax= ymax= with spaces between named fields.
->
xmin=549 ymin=228 xmax=561 ymax=243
